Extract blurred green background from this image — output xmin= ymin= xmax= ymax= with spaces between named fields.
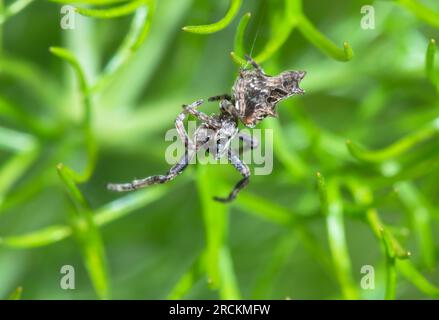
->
xmin=0 ymin=0 xmax=438 ymax=300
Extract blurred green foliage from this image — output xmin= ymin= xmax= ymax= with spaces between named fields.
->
xmin=0 ymin=0 xmax=438 ymax=300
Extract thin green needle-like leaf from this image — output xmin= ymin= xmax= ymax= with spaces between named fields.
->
xmin=297 ymin=15 xmax=353 ymax=62
xmin=50 ymin=46 xmax=96 ymax=182
xmin=346 ymin=119 xmax=439 ymax=163
xmin=252 ymin=234 xmax=298 ymax=299
xmin=348 ymin=181 xmax=410 ymax=299
xmin=182 ymin=0 xmax=242 ymax=34
xmin=317 ymin=173 xmax=358 ymax=299
xmin=231 ymin=0 xmax=299 ymax=66
xmin=50 ymin=0 xmax=130 ymax=4
xmin=233 ymin=12 xmax=251 ymax=58
xmin=396 ymin=182 xmax=435 ymax=270
xmin=196 ymin=165 xmax=241 ymax=298
xmin=396 ymin=0 xmax=439 ymax=28
xmin=397 ymin=259 xmax=439 ymax=298
xmin=0 ymin=127 xmax=39 ymax=214
xmin=218 ymin=247 xmax=241 ymax=299
xmin=167 ymin=253 xmax=206 ymax=299
xmin=57 ymin=164 xmax=110 ymax=300
xmin=7 ymin=287 xmax=22 ymax=300
xmin=0 ymin=0 xmax=34 ymax=25
xmin=76 ymin=0 xmax=147 ymax=19
xmin=234 ymin=192 xmax=294 ymax=226
xmin=381 ymin=228 xmax=398 ymax=299
xmin=91 ymin=1 xmax=156 ymax=92
xmin=0 ymin=184 xmax=170 ymax=249
xmin=0 ymin=148 xmax=39 ymax=211
xmin=426 ymin=38 xmax=436 ymax=84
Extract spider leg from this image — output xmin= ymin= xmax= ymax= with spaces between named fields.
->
xmin=213 ymin=151 xmax=250 ymax=203
xmin=220 ymin=99 xmax=241 ymax=121
xmin=107 ymin=105 xmax=202 ymax=192
xmin=182 ymin=99 xmax=211 ymax=122
xmin=208 ymin=94 xmax=232 ymax=102
xmin=244 ymin=54 xmax=265 ymax=74
xmin=107 ymin=146 xmax=197 ymax=192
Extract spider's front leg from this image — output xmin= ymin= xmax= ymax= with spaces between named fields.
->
xmin=213 ymin=151 xmax=250 ymax=203
xmin=107 ymin=104 xmax=199 ymax=192
xmin=244 ymin=54 xmax=265 ymax=75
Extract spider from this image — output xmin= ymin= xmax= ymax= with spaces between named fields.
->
xmin=107 ymin=55 xmax=306 ymax=203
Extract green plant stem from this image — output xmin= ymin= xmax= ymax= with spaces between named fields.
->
xmin=182 ymin=0 xmax=242 ymax=34
xmin=0 ymin=0 xmax=35 ymax=25
xmin=50 ymin=47 xmax=97 ymax=182
xmin=196 ymin=165 xmax=241 ymax=299
xmin=348 ymin=180 xmax=412 ymax=299
xmin=396 ymin=0 xmax=439 ymax=28
xmin=297 ymin=15 xmax=353 ymax=62
xmin=233 ymin=12 xmax=251 ymax=58
xmin=91 ymin=0 xmax=156 ymax=92
xmin=0 ymin=185 xmax=170 ymax=248
xmin=396 ymin=182 xmax=435 ymax=270
xmin=426 ymin=38 xmax=436 ymax=82
xmin=346 ymin=119 xmax=439 ymax=163
xmin=167 ymin=253 xmax=206 ymax=299
xmin=317 ymin=173 xmax=358 ymax=299
xmin=7 ymin=286 xmax=22 ymax=300
xmin=75 ymin=0 xmax=146 ymax=18
xmin=57 ymin=164 xmax=110 ymax=300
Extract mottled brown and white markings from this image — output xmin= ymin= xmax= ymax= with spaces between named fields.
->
xmin=107 ymin=55 xmax=306 ymax=203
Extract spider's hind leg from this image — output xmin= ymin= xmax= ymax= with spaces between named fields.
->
xmin=213 ymin=151 xmax=250 ymax=203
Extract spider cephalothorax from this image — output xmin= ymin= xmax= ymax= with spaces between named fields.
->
xmin=108 ymin=56 xmax=306 ymax=203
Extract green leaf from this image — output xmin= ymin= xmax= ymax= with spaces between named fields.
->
xmin=426 ymin=38 xmax=437 ymax=87
xmin=0 ymin=185 xmax=170 ymax=249
xmin=75 ymin=0 xmax=148 ymax=19
xmin=167 ymin=252 xmax=206 ymax=299
xmin=7 ymin=286 xmax=22 ymax=300
xmin=182 ymin=0 xmax=242 ymax=34
xmin=50 ymin=46 xmax=96 ymax=182
xmin=196 ymin=165 xmax=241 ymax=299
xmin=317 ymin=173 xmax=358 ymax=299
xmin=396 ymin=182 xmax=435 ymax=270
xmin=57 ymin=164 xmax=110 ymax=300
xmin=297 ymin=15 xmax=353 ymax=62
xmin=396 ymin=0 xmax=439 ymax=28
xmin=397 ymin=259 xmax=439 ymax=298
xmin=233 ymin=12 xmax=251 ymax=58
xmin=0 ymin=0 xmax=34 ymax=25
xmin=346 ymin=119 xmax=439 ymax=163
xmin=91 ymin=0 xmax=156 ymax=92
